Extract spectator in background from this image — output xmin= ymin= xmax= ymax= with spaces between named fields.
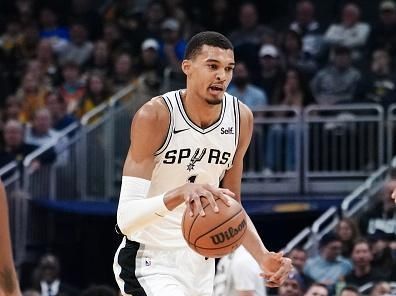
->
xmin=339 ymin=286 xmax=361 ymax=296
xmin=0 ymin=17 xmax=23 ymax=58
xmin=335 ymin=218 xmax=361 ymax=258
xmin=213 ymin=246 xmax=267 ymax=296
xmin=16 ymin=71 xmax=48 ymax=123
xmin=368 ymin=1 xmax=396 ymax=57
xmin=304 ymin=233 xmax=352 ymax=292
xmin=109 ymin=52 xmax=135 ymax=93
xmin=85 ymin=40 xmax=112 ymax=76
xmin=134 ymin=38 xmax=164 ymax=102
xmin=303 ymin=283 xmax=328 ymax=296
xmin=265 ymin=68 xmax=313 ymax=173
xmin=75 ymin=71 xmax=109 ymax=118
xmin=287 ymin=248 xmax=314 ymax=289
xmin=281 ymin=29 xmax=318 ymax=79
xmin=45 ymin=92 xmax=77 ymax=131
xmin=0 ymin=120 xmax=54 ymax=171
xmin=142 ymin=1 xmax=167 ymax=40
xmin=159 ymin=18 xmax=186 ymax=71
xmin=58 ymin=22 xmax=93 ymax=66
xmin=58 ymin=60 xmax=85 ymax=114
xmin=204 ymin=0 xmax=236 ymax=36
xmin=324 ymin=3 xmax=370 ymax=62
xmin=368 ymin=233 xmax=395 ymax=279
xmin=1 ymin=95 xmax=24 ymax=124
xmin=289 ymin=0 xmax=323 ymax=60
xmin=311 ymin=46 xmax=361 ymax=105
xmin=102 ymin=22 xmax=127 ymax=57
xmin=369 ymin=281 xmax=391 ymax=296
xmin=38 ymin=7 xmax=69 ymax=54
xmin=360 ymin=179 xmax=396 ymax=237
xmin=18 ymin=21 xmax=40 ymax=62
xmin=32 ymin=254 xmax=79 ymax=296
xmin=344 ymin=239 xmax=384 ymax=287
xmin=228 ymin=62 xmax=267 ymax=109
xmin=162 ymin=0 xmax=188 ymax=37
xmin=277 ymin=270 xmax=305 ymax=296
xmin=36 ymin=39 xmax=61 ymax=87
xmin=25 ymin=108 xmax=59 ymax=147
xmin=354 ymin=49 xmax=396 ymax=108
xmin=26 ymin=60 xmax=52 ymax=90
xmin=254 ymin=44 xmax=284 ymax=105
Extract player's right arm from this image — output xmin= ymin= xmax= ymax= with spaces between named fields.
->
xmin=117 ymin=98 xmax=234 ymax=237
xmin=0 ymin=180 xmax=21 ymax=296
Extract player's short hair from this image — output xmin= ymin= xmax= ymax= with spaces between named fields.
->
xmin=184 ymin=31 xmax=233 ymax=60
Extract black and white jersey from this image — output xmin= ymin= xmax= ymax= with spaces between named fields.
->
xmin=130 ymin=89 xmax=241 ymax=248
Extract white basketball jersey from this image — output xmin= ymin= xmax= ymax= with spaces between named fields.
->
xmin=130 ymin=90 xmax=241 ymax=248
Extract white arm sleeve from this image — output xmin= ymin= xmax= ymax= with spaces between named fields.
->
xmin=117 ymin=176 xmax=171 ymax=236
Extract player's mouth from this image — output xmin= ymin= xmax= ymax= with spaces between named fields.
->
xmin=208 ymin=85 xmax=224 ymax=95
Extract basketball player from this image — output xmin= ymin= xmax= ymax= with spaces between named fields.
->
xmin=0 ymin=180 xmax=21 ymax=296
xmin=113 ymin=31 xmax=292 ymax=296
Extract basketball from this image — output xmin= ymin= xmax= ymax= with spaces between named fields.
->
xmin=182 ymin=196 xmax=247 ymax=258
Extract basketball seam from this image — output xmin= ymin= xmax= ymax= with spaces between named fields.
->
xmin=193 ymin=208 xmax=244 ymax=247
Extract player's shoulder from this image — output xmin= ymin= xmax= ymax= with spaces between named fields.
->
xmin=133 ymin=95 xmax=170 ymax=127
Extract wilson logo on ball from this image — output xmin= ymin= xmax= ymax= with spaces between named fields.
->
xmin=210 ymin=219 xmax=247 ymax=245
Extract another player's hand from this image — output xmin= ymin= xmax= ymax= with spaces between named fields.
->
xmin=260 ymin=251 xmax=293 ymax=287
xmin=180 ymin=183 xmax=234 ymax=216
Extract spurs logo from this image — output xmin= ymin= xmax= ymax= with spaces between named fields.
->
xmin=187 ymin=148 xmax=206 ymax=171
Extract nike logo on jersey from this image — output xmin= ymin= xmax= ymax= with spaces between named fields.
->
xmin=173 ymin=128 xmax=189 ymax=134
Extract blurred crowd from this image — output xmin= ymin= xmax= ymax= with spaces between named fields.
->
xmin=1 ymin=0 xmax=396 ymax=295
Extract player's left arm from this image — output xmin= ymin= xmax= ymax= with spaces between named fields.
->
xmin=220 ymin=102 xmax=292 ymax=287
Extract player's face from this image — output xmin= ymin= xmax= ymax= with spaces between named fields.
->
xmin=183 ymin=45 xmax=235 ymax=105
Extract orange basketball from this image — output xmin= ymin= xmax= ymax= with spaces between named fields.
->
xmin=182 ymin=196 xmax=247 ymax=258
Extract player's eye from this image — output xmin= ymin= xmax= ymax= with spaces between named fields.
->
xmin=225 ymin=67 xmax=234 ymax=72
xmin=208 ymin=64 xmax=217 ymax=70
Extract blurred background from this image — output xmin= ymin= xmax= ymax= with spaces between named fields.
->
xmin=1 ymin=0 xmax=396 ymax=295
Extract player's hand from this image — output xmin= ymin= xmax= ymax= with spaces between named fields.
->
xmin=181 ymin=183 xmax=234 ymax=217
xmin=260 ymin=251 xmax=293 ymax=287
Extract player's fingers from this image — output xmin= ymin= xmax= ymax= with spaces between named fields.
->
xmin=192 ymin=193 xmax=205 ymax=216
xmin=200 ymin=190 xmax=219 ymax=213
xmin=269 ymin=258 xmax=292 ymax=283
xmin=184 ymin=193 xmax=194 ymax=216
xmin=260 ymin=271 xmax=274 ymax=280
xmin=219 ymin=188 xmax=235 ymax=198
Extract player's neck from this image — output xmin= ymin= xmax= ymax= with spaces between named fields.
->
xmin=181 ymin=89 xmax=222 ymax=129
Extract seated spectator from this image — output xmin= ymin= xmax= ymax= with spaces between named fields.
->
xmin=16 ymin=71 xmax=49 ymax=123
xmin=289 ymin=0 xmax=323 ymax=60
xmin=58 ymin=61 xmax=85 ymax=114
xmin=58 ymin=21 xmax=93 ymax=66
xmin=335 ymin=217 xmax=361 ymax=258
xmin=159 ymin=18 xmax=187 ymax=71
xmin=339 ymin=286 xmax=361 ymax=296
xmin=25 ymin=108 xmax=59 ymax=147
xmin=344 ymin=239 xmax=385 ymax=287
xmin=1 ymin=95 xmax=24 ymax=124
xmin=278 ymin=270 xmax=305 ymax=296
xmin=368 ymin=1 xmax=396 ymax=57
xmin=109 ymin=52 xmax=135 ymax=93
xmin=134 ymin=38 xmax=164 ymax=104
xmin=253 ymin=44 xmax=284 ymax=105
xmin=84 ymin=40 xmax=112 ymax=76
xmin=369 ymin=281 xmax=391 ymax=296
xmin=359 ymin=179 xmax=396 ymax=237
xmin=38 ymin=7 xmax=69 ymax=54
xmin=0 ymin=120 xmax=55 ymax=173
xmin=265 ymin=68 xmax=313 ymax=172
xmin=304 ymin=233 xmax=352 ymax=292
xmin=204 ymin=0 xmax=236 ymax=36
xmin=75 ymin=71 xmax=109 ymax=118
xmin=228 ymin=62 xmax=267 ymax=109
xmin=32 ymin=254 xmax=79 ymax=296
xmin=324 ymin=3 xmax=370 ymax=61
xmin=303 ymin=283 xmax=328 ymax=296
xmin=0 ymin=18 xmax=23 ymax=57
xmin=36 ymin=39 xmax=61 ymax=87
xmin=287 ymin=247 xmax=314 ymax=289
xmin=45 ymin=92 xmax=77 ymax=131
xmin=354 ymin=49 xmax=396 ymax=108
xmin=368 ymin=233 xmax=395 ymax=279
xmin=311 ymin=46 xmax=361 ymax=105
xmin=281 ymin=29 xmax=318 ymax=79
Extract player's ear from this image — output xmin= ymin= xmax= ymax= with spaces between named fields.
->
xmin=181 ymin=59 xmax=191 ymax=75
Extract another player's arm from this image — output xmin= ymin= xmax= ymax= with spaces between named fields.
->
xmin=221 ymin=102 xmax=292 ymax=287
xmin=117 ymin=98 xmax=234 ymax=236
xmin=0 ymin=180 xmax=21 ymax=296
